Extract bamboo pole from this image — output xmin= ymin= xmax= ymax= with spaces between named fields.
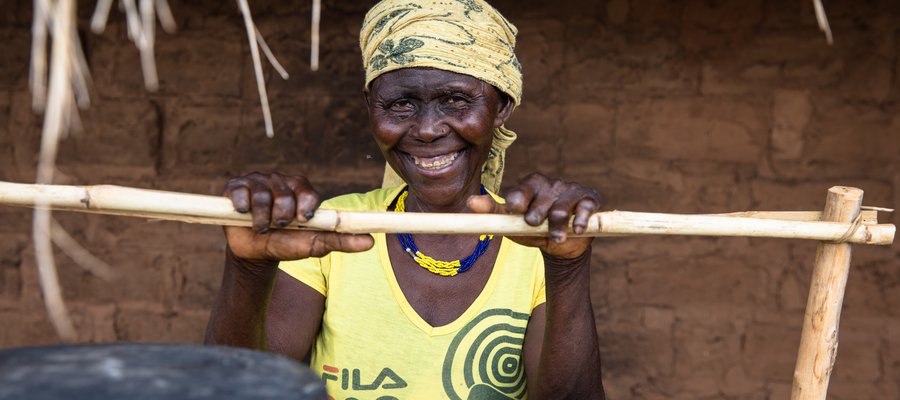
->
xmin=0 ymin=181 xmax=893 ymax=245
xmin=33 ymin=0 xmax=78 ymax=343
xmin=791 ymin=187 xmax=863 ymax=399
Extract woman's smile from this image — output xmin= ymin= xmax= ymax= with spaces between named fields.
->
xmin=411 ymin=151 xmax=459 ymax=170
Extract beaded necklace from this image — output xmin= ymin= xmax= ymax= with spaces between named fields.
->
xmin=394 ymin=186 xmax=494 ymax=277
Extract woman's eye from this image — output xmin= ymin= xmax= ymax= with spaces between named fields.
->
xmin=389 ymin=100 xmax=413 ymax=112
xmin=444 ymin=95 xmax=469 ymax=107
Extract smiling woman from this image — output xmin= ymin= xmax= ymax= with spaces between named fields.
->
xmin=204 ymin=1 xmax=606 ymax=399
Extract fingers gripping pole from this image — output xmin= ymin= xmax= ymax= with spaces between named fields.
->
xmin=791 ymin=186 xmax=863 ymax=400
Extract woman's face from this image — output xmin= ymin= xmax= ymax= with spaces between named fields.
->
xmin=366 ymin=67 xmax=513 ymax=209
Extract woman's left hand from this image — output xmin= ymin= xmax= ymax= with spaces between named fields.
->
xmin=468 ymin=173 xmax=602 ymax=260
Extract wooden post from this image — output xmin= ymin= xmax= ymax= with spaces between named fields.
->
xmin=791 ymin=186 xmax=863 ymax=400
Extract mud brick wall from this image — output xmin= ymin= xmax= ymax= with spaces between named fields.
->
xmin=1 ymin=1 xmax=899 ymax=399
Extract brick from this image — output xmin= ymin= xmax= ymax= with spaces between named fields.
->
xmin=297 ymin=94 xmax=380 ymax=170
xmin=561 ymin=102 xmax=615 ymax=175
xmin=166 ymin=308 xmax=209 ymax=344
xmin=609 ymin=158 xmax=684 ymax=193
xmin=562 ymin=23 xmax=696 ymax=97
xmin=606 ymin=0 xmax=629 ymax=25
xmin=114 ymin=304 xmax=171 ymax=342
xmin=0 ymin=2 xmax=30 ymax=28
xmin=766 ymin=382 xmax=792 ymax=399
xmin=887 ymin=320 xmax=900 ymax=398
xmin=700 ymin=62 xmax=781 ymax=95
xmin=242 ymin=15 xmax=363 ymax=98
xmin=681 ymin=0 xmax=762 ymax=54
xmin=0 ymin=310 xmax=58 ymax=348
xmin=843 ymin=257 xmax=900 ymax=319
xmin=592 ymin=262 xmax=628 ymax=310
xmin=827 ymin=15 xmax=898 ymax=61
xmin=683 ymin=1 xmax=762 ymax=31
xmin=750 ymin=180 xmax=840 ymax=211
xmin=71 ymin=303 xmax=117 ymax=343
xmin=51 ymin=245 xmax=170 ymax=304
xmin=240 ymin=1 xmax=311 ymax=17
xmin=115 ymin=303 xmax=208 ymax=343
xmin=87 ymin=33 xmax=147 ymax=101
xmin=829 ymin=320 xmax=884 ymax=384
xmin=720 ymin=365 xmax=767 ymax=398
xmin=570 ymin=171 xmax=671 ymax=213
xmin=626 ymin=254 xmax=767 ymax=307
xmin=642 ymin=306 xmax=674 ymax=332
xmin=781 ymin=59 xmax=846 ymax=88
xmin=8 ymin=89 xmax=41 ymax=179
xmin=616 ymin=97 xmax=767 ymax=163
xmin=667 ymin=166 xmax=754 ymax=213
xmin=0 ymin=91 xmax=11 ymax=143
xmin=14 ymin=245 xmax=43 ymax=311
xmin=0 ymin=29 xmax=29 ymax=90
xmin=56 ymin=99 xmax=161 ymax=167
xmin=596 ymin=313 xmax=674 ymax=379
xmin=232 ymin=102 xmax=310 ymax=168
xmin=752 ymin=179 xmax=892 ymax=215
xmin=838 ymin=56 xmax=894 ymax=102
xmin=160 ymin=98 xmax=242 ymax=174
xmin=771 ymin=89 xmax=811 ymax=159
xmin=776 ymin=269 xmax=807 ymax=313
xmin=628 ymin=0 xmax=683 ymax=26
xmin=515 ymin=20 xmax=565 ymax=101
xmin=504 ymin=104 xmax=563 ymax=176
xmin=806 ymin=99 xmax=899 ymax=163
xmin=672 ymin=320 xmax=741 ymax=382
xmin=743 ymin=323 xmax=799 ymax=381
xmin=0 ymin=233 xmax=26 ymax=303
xmin=174 ymin=250 xmax=223 ymax=310
xmin=155 ymin=23 xmax=245 ymax=99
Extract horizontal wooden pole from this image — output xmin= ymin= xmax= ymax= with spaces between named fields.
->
xmin=0 ymin=181 xmax=893 ymax=245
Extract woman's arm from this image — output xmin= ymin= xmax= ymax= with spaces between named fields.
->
xmin=204 ymin=247 xmax=279 ymax=350
xmin=204 ymin=172 xmax=373 ymax=358
xmin=469 ymin=173 xmax=606 ymax=399
xmin=523 ymin=249 xmax=605 ymax=399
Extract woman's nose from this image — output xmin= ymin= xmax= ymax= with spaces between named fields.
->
xmin=413 ymin=107 xmax=448 ymax=142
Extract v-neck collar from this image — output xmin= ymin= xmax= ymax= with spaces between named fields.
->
xmin=375 ymin=185 xmax=509 ymax=336
xmin=376 ymin=233 xmax=510 ymax=337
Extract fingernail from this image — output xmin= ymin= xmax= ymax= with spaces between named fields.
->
xmin=574 ymin=226 xmax=584 ymax=235
xmin=258 ymin=227 xmax=269 ymax=234
xmin=276 ymin=219 xmax=288 ymax=228
xmin=304 ymin=211 xmax=315 ymax=219
xmin=237 ymin=207 xmax=249 ymax=213
xmin=551 ymin=232 xmax=565 ymax=244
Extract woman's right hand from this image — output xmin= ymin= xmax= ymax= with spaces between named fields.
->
xmin=223 ymin=172 xmax=374 ymax=264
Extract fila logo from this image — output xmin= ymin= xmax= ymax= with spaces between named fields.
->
xmin=322 ymin=364 xmax=408 ymax=394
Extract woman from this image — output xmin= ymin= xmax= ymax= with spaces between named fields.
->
xmin=205 ymin=1 xmax=606 ymax=398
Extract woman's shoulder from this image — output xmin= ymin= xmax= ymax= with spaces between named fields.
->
xmin=320 ymin=185 xmax=405 ymax=211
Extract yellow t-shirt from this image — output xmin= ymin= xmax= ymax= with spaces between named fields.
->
xmin=280 ymin=186 xmax=547 ymax=400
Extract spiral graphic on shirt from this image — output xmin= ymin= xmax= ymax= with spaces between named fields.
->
xmin=442 ymin=308 xmax=530 ymax=400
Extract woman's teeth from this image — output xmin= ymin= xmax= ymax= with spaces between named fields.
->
xmin=412 ymin=152 xmax=459 ymax=170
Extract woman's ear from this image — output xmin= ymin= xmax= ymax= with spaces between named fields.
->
xmin=494 ymin=92 xmax=514 ymax=127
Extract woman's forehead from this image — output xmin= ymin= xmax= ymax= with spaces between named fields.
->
xmin=370 ymin=67 xmax=487 ymax=93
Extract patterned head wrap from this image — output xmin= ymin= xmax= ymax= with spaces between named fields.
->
xmin=359 ymin=0 xmax=523 ymax=193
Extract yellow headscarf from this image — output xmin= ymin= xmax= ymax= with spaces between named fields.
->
xmin=359 ymin=0 xmax=522 ymax=193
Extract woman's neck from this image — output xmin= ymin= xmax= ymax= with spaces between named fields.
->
xmin=404 ymin=182 xmax=483 ymax=214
